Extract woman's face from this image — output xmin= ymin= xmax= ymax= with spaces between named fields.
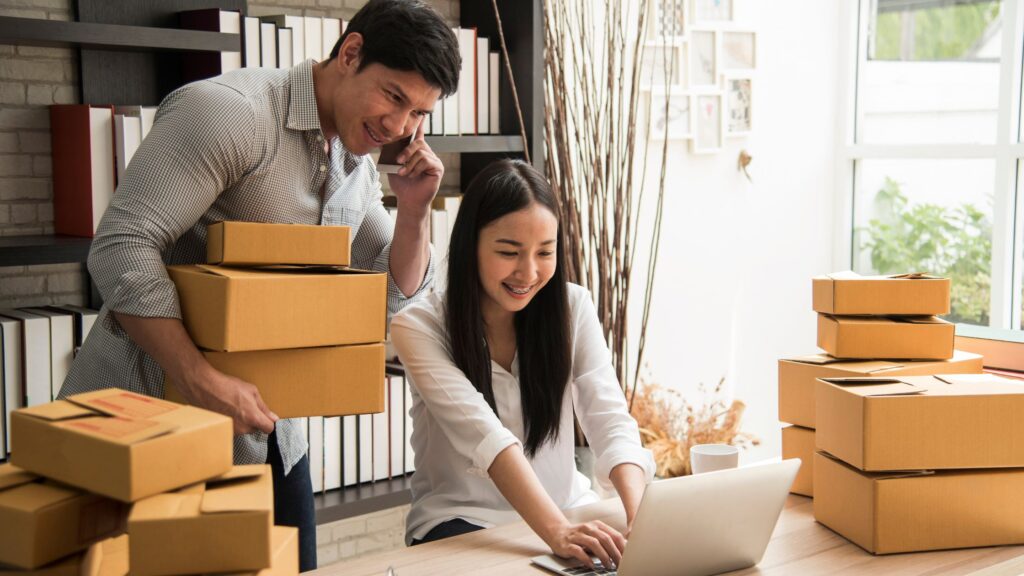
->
xmin=477 ymin=202 xmax=559 ymax=317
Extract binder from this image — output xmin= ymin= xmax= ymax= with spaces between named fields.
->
xmin=260 ymin=22 xmax=277 ymax=68
xmin=373 ymin=378 xmax=389 ymax=481
xmin=324 ymin=416 xmax=341 ymax=490
xmin=389 ymin=375 xmax=404 ymax=478
xmin=261 ymin=15 xmax=304 ymax=65
xmin=243 ymin=16 xmax=261 ymax=67
xmin=0 ymin=315 xmax=21 ymax=456
xmin=343 ymin=415 xmax=358 ymax=487
xmin=0 ymin=310 xmax=50 ymax=408
xmin=23 ymin=308 xmax=74 ymax=401
xmin=50 ymin=105 xmax=115 ymax=238
xmin=178 ymin=8 xmax=243 ymax=82
xmin=458 ymin=28 xmax=477 ymax=134
xmin=476 ymin=36 xmax=490 ymax=135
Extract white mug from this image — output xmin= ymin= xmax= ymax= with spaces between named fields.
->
xmin=690 ymin=444 xmax=739 ymax=474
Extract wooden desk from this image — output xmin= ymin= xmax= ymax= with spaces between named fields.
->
xmin=316 ymin=495 xmax=1024 ymax=576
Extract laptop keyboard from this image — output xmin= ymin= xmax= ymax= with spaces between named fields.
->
xmin=561 ymin=563 xmax=617 ymax=575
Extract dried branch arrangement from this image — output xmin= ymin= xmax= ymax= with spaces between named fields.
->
xmin=630 ymin=376 xmax=759 ymax=477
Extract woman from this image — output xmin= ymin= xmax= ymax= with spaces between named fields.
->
xmin=391 ymin=159 xmax=655 ymax=570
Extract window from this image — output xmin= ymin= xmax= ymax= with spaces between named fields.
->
xmin=842 ymin=0 xmax=1024 ymax=332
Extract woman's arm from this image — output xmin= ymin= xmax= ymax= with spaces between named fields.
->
xmin=609 ymin=462 xmax=647 ymax=536
xmin=488 ymin=444 xmax=626 ymax=570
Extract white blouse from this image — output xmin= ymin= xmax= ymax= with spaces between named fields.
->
xmin=390 ymin=283 xmax=656 ymax=543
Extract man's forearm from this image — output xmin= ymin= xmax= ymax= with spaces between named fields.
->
xmin=112 ymin=313 xmax=211 ymax=391
xmin=389 ymin=203 xmax=432 ymax=297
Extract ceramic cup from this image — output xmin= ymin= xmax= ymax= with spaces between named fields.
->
xmin=690 ymin=444 xmax=740 ymax=474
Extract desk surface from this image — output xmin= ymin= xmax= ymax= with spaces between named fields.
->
xmin=315 ymin=495 xmax=1024 ymax=576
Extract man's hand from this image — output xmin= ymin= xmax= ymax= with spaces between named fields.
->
xmin=388 ymin=117 xmax=441 ymax=210
xmin=175 ymin=365 xmax=278 ymax=436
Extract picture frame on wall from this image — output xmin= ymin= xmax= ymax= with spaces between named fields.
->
xmin=647 ymin=0 xmax=687 ymax=42
xmin=720 ymin=30 xmax=756 ymax=72
xmin=641 ymin=43 xmax=688 ymax=88
xmin=692 ymin=92 xmax=723 ymax=153
xmin=723 ymin=76 xmax=752 ymax=136
xmin=691 ymin=0 xmax=732 ymax=23
xmin=689 ymin=29 xmax=716 ymax=87
xmin=648 ymin=91 xmax=693 ymax=140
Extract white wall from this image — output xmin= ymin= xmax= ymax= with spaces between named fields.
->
xmin=629 ymin=0 xmax=843 ymax=463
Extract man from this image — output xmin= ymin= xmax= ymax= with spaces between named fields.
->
xmin=59 ymin=0 xmax=460 ymax=570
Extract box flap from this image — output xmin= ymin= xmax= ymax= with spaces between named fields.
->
xmin=17 ymin=399 xmax=98 ymax=421
xmin=932 ymin=373 xmax=1021 ymax=386
xmin=0 ymin=463 xmax=37 ymax=491
xmin=208 ymin=464 xmax=267 ymax=484
xmin=819 ymin=377 xmax=925 ymax=397
xmin=200 ymin=465 xmax=270 ymax=514
xmin=783 ymin=354 xmax=905 ymax=372
xmin=68 ymin=389 xmax=179 ymax=419
xmin=58 ymin=417 xmax=178 ymax=445
xmin=823 ymin=271 xmax=943 ymax=281
xmin=81 ymin=534 xmax=129 ymax=576
xmin=886 ymin=272 xmax=943 ymax=280
xmin=194 ymin=263 xmax=378 ymax=279
xmin=818 ymin=451 xmax=935 ymax=480
xmin=129 ymin=492 xmax=202 ymax=521
xmin=0 ymin=481 xmax=81 ymax=513
xmin=892 ymin=316 xmax=950 ymax=326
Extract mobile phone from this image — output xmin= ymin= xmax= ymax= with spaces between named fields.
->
xmin=377 ymin=134 xmax=413 ymax=174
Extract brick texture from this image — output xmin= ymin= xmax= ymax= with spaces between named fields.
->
xmin=315 ymin=504 xmax=411 ymax=568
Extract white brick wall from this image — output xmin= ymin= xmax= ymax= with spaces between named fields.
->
xmin=316 ymin=504 xmax=411 ymax=567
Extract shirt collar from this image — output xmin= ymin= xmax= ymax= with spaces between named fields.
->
xmin=287 ymin=59 xmax=363 ymax=174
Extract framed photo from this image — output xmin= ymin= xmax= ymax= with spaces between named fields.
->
xmin=691 ymin=0 xmax=732 ymax=23
xmin=724 ymin=76 xmax=752 ymax=136
xmin=692 ymin=92 xmax=723 ymax=153
xmin=641 ymin=43 xmax=687 ymax=88
xmin=647 ymin=0 xmax=686 ymax=42
xmin=648 ymin=91 xmax=693 ymax=140
xmin=720 ymin=31 xmax=756 ymax=71
xmin=689 ymin=30 xmax=716 ymax=88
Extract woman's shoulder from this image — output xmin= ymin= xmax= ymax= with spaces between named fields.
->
xmin=391 ymin=290 xmax=446 ymax=334
xmin=565 ymin=282 xmax=593 ymax=314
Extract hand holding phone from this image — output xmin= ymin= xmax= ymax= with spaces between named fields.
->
xmin=377 ymin=123 xmax=417 ymax=174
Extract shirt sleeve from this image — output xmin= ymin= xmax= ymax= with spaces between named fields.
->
xmin=87 ymin=81 xmax=256 ymax=331
xmin=390 ymin=305 xmax=520 ymax=477
xmin=570 ymin=287 xmax=656 ymax=488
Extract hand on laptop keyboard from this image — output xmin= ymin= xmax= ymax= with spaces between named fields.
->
xmin=548 ymin=520 xmax=625 ymax=571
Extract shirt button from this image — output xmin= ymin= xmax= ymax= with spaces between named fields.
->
xmin=319 ymin=165 xmax=326 ymax=172
xmin=317 ymin=135 xmax=323 ymax=142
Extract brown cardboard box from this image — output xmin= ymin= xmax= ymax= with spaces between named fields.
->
xmin=812 ymin=271 xmax=950 ymax=316
xmin=128 ymin=465 xmax=274 ymax=576
xmin=168 ymin=264 xmax=386 ymax=352
xmin=238 ymin=527 xmax=298 ymax=576
xmin=816 ymin=374 xmax=1024 ymax=471
xmin=0 ymin=464 xmax=126 ymax=569
xmin=206 ymin=222 xmax=350 ymax=267
xmin=777 ymin=351 xmax=983 ymax=428
xmin=814 ymin=451 xmax=1024 ymax=554
xmin=166 ymin=343 xmax=386 ymax=418
xmin=781 ymin=426 xmax=814 ymax=497
xmin=11 ymin=389 xmax=232 ymax=502
xmin=0 ymin=534 xmax=129 ymax=576
xmin=817 ymin=314 xmax=954 ymax=360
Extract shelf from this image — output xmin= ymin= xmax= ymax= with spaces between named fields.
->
xmin=0 ymin=235 xmax=92 ymax=267
xmin=0 ymin=16 xmax=239 ymax=52
xmin=314 ymin=474 xmax=413 ymax=525
xmin=424 ymin=135 xmax=525 ymax=154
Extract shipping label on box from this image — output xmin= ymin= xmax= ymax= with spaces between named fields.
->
xmin=128 ymin=465 xmax=274 ymax=576
xmin=781 ymin=425 xmax=814 ymax=497
xmin=817 ymin=314 xmax=954 ymax=360
xmin=10 ymin=389 xmax=232 ymax=502
xmin=812 ymin=271 xmax=950 ymax=316
xmin=0 ymin=464 xmax=126 ymax=570
xmin=168 ymin=264 xmax=386 ymax=352
xmin=814 ymin=451 xmax=1024 ymax=554
xmin=816 ymin=374 xmax=1024 ymax=471
xmin=777 ymin=350 xmax=982 ymax=428
xmin=166 ymin=343 xmax=386 ymax=418
xmin=207 ymin=221 xmax=351 ymax=267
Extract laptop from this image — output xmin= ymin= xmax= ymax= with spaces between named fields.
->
xmin=531 ymin=459 xmax=801 ymax=576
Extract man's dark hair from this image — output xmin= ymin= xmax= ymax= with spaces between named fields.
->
xmin=328 ymin=0 xmax=460 ymax=98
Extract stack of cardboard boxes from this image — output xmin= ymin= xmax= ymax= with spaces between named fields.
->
xmin=3 ymin=388 xmax=299 ymax=575
xmin=165 ymin=221 xmax=387 ymax=418
xmin=777 ymin=272 xmax=983 ymax=497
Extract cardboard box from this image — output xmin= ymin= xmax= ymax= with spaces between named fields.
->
xmin=240 ymin=527 xmax=298 ymax=576
xmin=777 ymin=351 xmax=983 ymax=428
xmin=168 ymin=264 xmax=386 ymax=352
xmin=206 ymin=221 xmax=350 ymax=267
xmin=128 ymin=465 xmax=274 ymax=576
xmin=0 ymin=464 xmax=126 ymax=569
xmin=817 ymin=314 xmax=954 ymax=360
xmin=814 ymin=451 xmax=1024 ymax=554
xmin=781 ymin=426 xmax=814 ymax=497
xmin=812 ymin=271 xmax=950 ymax=316
xmin=11 ymin=389 xmax=233 ymax=502
xmin=816 ymin=374 xmax=1024 ymax=471
xmin=166 ymin=343 xmax=386 ymax=418
xmin=0 ymin=534 xmax=128 ymax=576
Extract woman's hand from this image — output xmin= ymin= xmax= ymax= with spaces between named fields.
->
xmin=547 ymin=520 xmax=626 ymax=570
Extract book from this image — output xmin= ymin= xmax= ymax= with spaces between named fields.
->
xmin=243 ymin=16 xmax=261 ymax=67
xmin=324 ymin=416 xmax=342 ymax=491
xmin=444 ymin=28 xmax=460 ymax=136
xmin=261 ymin=15 xmax=304 ymax=65
xmin=430 ymin=209 xmax=449 ymax=292
xmin=343 ymin=415 xmax=358 ymax=487
xmin=373 ymin=380 xmax=390 ymax=481
xmin=359 ymin=413 xmax=373 ymax=483
xmin=0 ymin=315 xmax=21 ymax=456
xmin=430 ymin=106 xmax=443 ymax=135
xmin=113 ymin=114 xmax=141 ymax=186
xmin=0 ymin=310 xmax=50 ymax=408
xmin=389 ymin=375 xmax=404 ymax=478
xmin=458 ymin=28 xmax=477 ymax=134
xmin=304 ymin=16 xmax=323 ymax=61
xmin=178 ymin=8 xmax=243 ymax=82
xmin=477 ymin=36 xmax=490 ymax=135
xmin=48 ymin=305 xmax=98 ymax=356
xmin=114 ymin=105 xmax=157 ymax=140
xmin=50 ymin=105 xmax=115 ymax=238
xmin=490 ymin=52 xmax=500 ymax=134
xmin=260 ymin=22 xmax=277 ymax=68
xmin=23 ymin=308 xmax=74 ymax=401
xmin=277 ymin=27 xmax=293 ymax=69
xmin=404 ymin=376 xmax=415 ymax=473
xmin=309 ymin=415 xmax=324 ymax=492
xmin=322 ymin=17 xmax=341 ymax=61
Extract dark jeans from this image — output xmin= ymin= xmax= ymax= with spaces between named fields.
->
xmin=411 ymin=518 xmax=486 ymax=545
xmin=268 ymin=431 xmax=317 ymax=571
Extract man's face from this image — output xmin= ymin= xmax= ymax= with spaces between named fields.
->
xmin=329 ymin=35 xmax=441 ymax=156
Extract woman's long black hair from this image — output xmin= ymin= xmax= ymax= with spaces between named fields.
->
xmin=445 ymin=159 xmax=571 ymax=457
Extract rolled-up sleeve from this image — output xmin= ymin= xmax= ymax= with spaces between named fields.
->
xmin=88 ymin=81 xmax=256 ymax=327
xmin=570 ymin=289 xmax=656 ymax=488
xmin=390 ymin=307 xmax=519 ymax=476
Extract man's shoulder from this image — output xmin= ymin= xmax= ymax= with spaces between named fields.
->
xmin=167 ymin=68 xmax=288 ymax=110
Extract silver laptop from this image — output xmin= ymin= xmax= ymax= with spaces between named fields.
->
xmin=532 ymin=459 xmax=800 ymax=576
